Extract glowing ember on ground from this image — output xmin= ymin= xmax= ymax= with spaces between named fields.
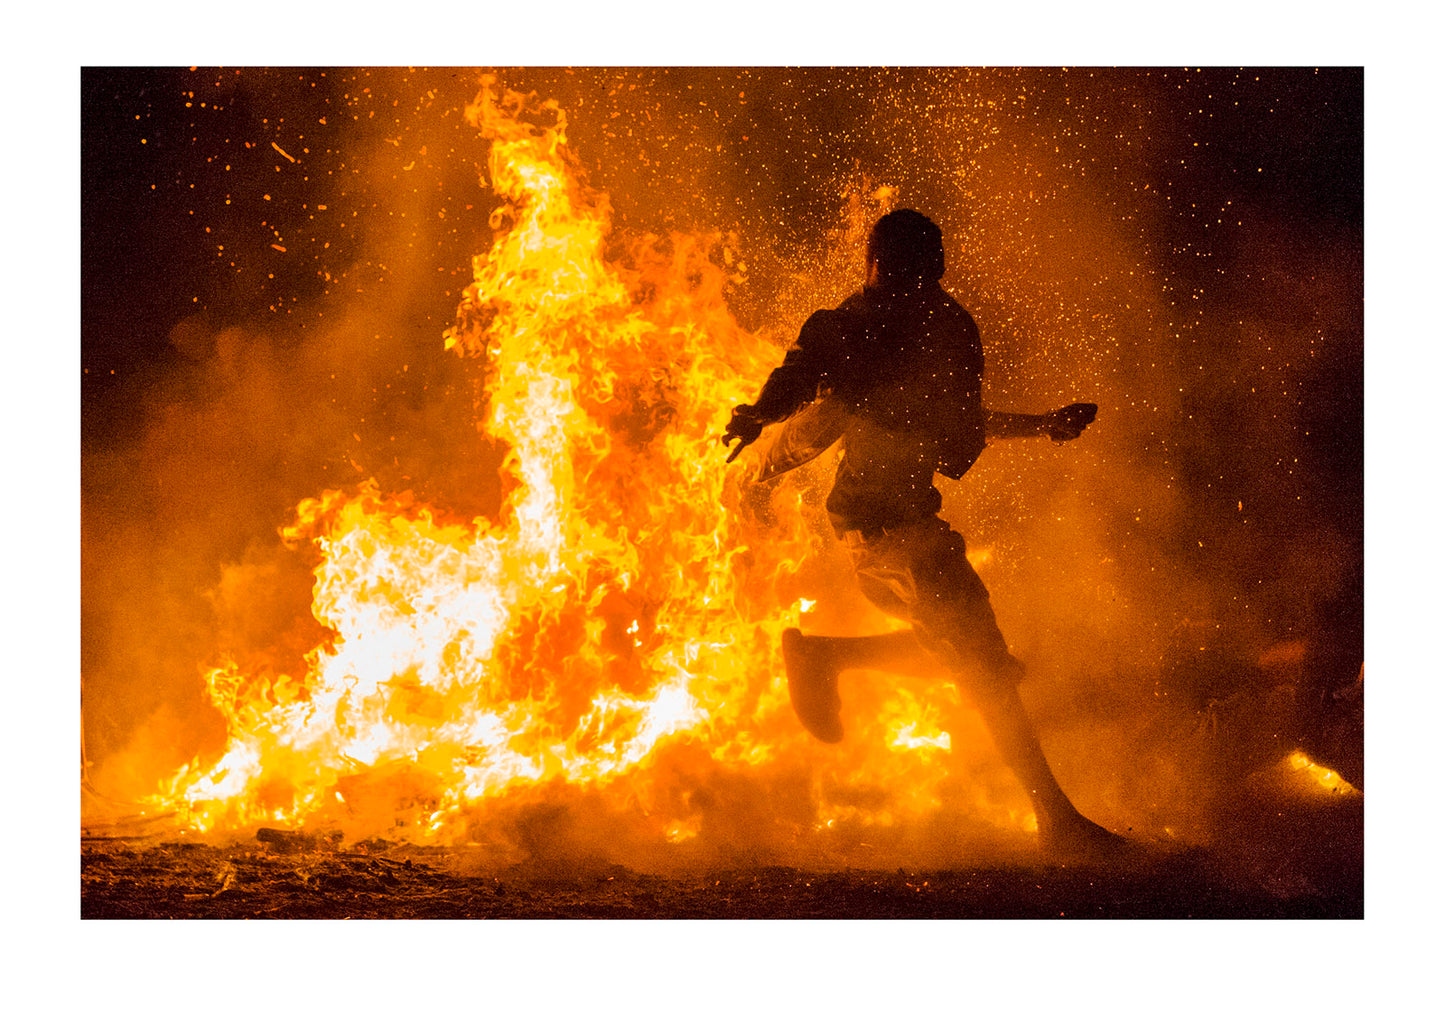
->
xmin=1283 ymin=750 xmax=1359 ymax=796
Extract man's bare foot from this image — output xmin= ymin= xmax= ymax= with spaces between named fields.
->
xmin=781 ymin=628 xmax=844 ymax=743
xmin=1038 ymin=811 xmax=1131 ymax=863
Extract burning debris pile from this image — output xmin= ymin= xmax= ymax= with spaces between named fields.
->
xmin=121 ymin=78 xmax=1034 ymax=861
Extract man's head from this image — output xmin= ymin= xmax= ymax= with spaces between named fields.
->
xmin=865 ymin=209 xmax=945 ymax=288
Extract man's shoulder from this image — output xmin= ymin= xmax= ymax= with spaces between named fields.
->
xmin=933 ymin=290 xmax=979 ymax=337
xmin=799 ymin=297 xmax=870 ymax=343
xmin=840 ymin=284 xmax=972 ymax=315
xmin=806 ymin=287 xmax=976 ymax=345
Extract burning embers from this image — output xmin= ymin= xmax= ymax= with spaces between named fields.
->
xmin=147 ymin=78 xmax=1033 ymax=856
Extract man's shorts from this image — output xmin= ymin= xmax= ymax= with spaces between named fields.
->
xmin=835 ymin=514 xmax=1024 ymax=692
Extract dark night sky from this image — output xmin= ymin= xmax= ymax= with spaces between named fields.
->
xmin=82 ymin=66 xmax=1364 ymax=389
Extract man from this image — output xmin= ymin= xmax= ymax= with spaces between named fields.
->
xmin=723 ymin=209 xmax=1122 ymax=859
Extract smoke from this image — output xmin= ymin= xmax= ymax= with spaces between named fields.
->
xmin=83 ymin=68 xmax=506 ymax=799
xmin=83 ymin=313 xmax=500 ymax=799
xmin=82 ymin=68 xmax=1361 ymax=864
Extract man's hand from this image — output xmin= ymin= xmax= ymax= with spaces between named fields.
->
xmin=722 ymin=404 xmax=765 ymax=463
xmin=1045 ymin=402 xmax=1098 ymax=442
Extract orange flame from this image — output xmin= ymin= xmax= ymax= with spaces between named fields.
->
xmin=152 ymin=78 xmax=1033 ymax=854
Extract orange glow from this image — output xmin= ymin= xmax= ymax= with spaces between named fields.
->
xmin=1285 ymin=750 xmax=1359 ymax=796
xmin=148 ymin=79 xmax=1034 ymax=850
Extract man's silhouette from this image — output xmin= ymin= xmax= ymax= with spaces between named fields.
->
xmin=723 ymin=209 xmax=1122 ymax=858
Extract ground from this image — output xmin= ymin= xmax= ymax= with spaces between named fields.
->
xmin=81 ymin=781 xmax=1361 ymax=920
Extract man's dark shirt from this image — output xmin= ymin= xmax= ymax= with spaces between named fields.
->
xmin=751 ymin=283 xmax=988 ymax=532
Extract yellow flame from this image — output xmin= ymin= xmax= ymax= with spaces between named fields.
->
xmin=152 ymin=78 xmax=1035 ymax=850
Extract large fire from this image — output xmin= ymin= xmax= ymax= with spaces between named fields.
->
xmin=146 ymin=78 xmax=1033 ymax=854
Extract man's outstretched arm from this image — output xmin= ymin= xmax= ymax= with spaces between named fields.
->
xmin=722 ymin=310 xmax=843 ymax=462
xmin=986 ymin=403 xmax=1097 ymax=442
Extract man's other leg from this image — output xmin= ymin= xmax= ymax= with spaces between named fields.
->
xmin=961 ymin=674 xmax=1125 ymax=858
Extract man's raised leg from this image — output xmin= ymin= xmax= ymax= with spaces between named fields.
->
xmin=781 ymin=628 xmax=945 ymax=742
